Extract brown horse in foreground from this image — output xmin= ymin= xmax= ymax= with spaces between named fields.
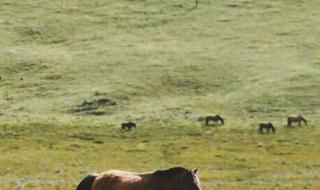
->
xmin=259 ymin=122 xmax=276 ymax=133
xmin=76 ymin=167 xmax=201 ymax=190
xmin=287 ymin=115 xmax=307 ymax=127
xmin=205 ymin=114 xmax=224 ymax=126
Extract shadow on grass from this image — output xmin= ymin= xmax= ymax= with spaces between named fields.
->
xmin=203 ymin=124 xmax=223 ymax=128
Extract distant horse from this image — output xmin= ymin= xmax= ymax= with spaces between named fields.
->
xmin=205 ymin=114 xmax=224 ymax=126
xmin=259 ymin=122 xmax=276 ymax=133
xmin=287 ymin=115 xmax=307 ymax=127
xmin=76 ymin=167 xmax=201 ymax=190
xmin=121 ymin=122 xmax=137 ymax=131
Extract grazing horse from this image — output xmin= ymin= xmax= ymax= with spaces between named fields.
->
xmin=259 ymin=122 xmax=276 ymax=133
xmin=121 ymin=122 xmax=137 ymax=131
xmin=76 ymin=167 xmax=201 ymax=190
xmin=287 ymin=115 xmax=307 ymax=127
xmin=205 ymin=114 xmax=224 ymax=126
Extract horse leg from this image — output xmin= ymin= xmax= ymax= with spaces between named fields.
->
xmin=259 ymin=127 xmax=263 ymax=133
xmin=287 ymin=120 xmax=291 ymax=127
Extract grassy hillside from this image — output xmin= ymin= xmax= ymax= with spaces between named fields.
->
xmin=0 ymin=0 xmax=320 ymax=189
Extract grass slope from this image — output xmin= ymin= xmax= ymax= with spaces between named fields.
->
xmin=0 ymin=0 xmax=320 ymax=189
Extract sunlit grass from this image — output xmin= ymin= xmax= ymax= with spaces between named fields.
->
xmin=0 ymin=0 xmax=320 ymax=189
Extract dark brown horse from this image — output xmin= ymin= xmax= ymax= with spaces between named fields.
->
xmin=121 ymin=122 xmax=137 ymax=131
xmin=287 ymin=115 xmax=307 ymax=127
xmin=259 ymin=122 xmax=276 ymax=133
xmin=76 ymin=167 xmax=201 ymax=190
xmin=205 ymin=114 xmax=224 ymax=126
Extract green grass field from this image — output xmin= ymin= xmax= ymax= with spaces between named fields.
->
xmin=1 ymin=0 xmax=320 ymax=189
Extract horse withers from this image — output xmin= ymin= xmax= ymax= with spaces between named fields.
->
xmin=121 ymin=122 xmax=137 ymax=131
xmin=205 ymin=114 xmax=224 ymax=126
xmin=76 ymin=167 xmax=201 ymax=190
xmin=259 ymin=122 xmax=276 ymax=133
xmin=287 ymin=114 xmax=307 ymax=127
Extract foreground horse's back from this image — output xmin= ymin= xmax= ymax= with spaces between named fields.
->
xmin=77 ymin=167 xmax=201 ymax=190
xmin=76 ymin=173 xmax=98 ymax=190
xmin=92 ymin=170 xmax=151 ymax=190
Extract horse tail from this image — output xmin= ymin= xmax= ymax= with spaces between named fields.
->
xmin=76 ymin=173 xmax=98 ymax=190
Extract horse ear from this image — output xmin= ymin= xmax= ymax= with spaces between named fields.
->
xmin=193 ymin=168 xmax=198 ymax=174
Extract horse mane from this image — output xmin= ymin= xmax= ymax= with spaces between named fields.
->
xmin=153 ymin=167 xmax=188 ymax=178
xmin=299 ymin=114 xmax=306 ymax=119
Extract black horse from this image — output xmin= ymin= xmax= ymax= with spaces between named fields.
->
xmin=205 ymin=114 xmax=224 ymax=126
xmin=259 ymin=122 xmax=276 ymax=133
xmin=121 ymin=122 xmax=137 ymax=131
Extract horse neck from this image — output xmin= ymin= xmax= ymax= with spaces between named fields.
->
xmin=215 ymin=115 xmax=222 ymax=120
xmin=302 ymin=118 xmax=307 ymax=123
